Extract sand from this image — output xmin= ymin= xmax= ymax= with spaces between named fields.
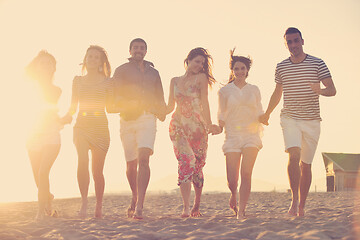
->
xmin=0 ymin=192 xmax=359 ymax=240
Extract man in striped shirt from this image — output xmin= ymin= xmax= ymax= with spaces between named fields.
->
xmin=259 ymin=27 xmax=336 ymax=216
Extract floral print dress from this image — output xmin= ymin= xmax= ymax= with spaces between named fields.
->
xmin=169 ymin=77 xmax=208 ymax=187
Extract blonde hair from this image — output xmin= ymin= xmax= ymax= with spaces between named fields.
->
xmin=82 ymin=45 xmax=111 ymax=77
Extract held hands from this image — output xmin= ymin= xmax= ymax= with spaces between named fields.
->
xmin=258 ymin=113 xmax=270 ymax=126
xmin=207 ymin=124 xmax=223 ymax=135
xmin=60 ymin=113 xmax=73 ymax=125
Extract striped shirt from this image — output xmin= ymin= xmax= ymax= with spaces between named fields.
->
xmin=275 ymin=54 xmax=331 ymax=120
xmin=71 ymin=76 xmax=114 ymax=151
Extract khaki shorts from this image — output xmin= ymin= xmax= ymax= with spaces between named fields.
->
xmin=280 ymin=116 xmax=320 ymax=164
xmin=120 ymin=113 xmax=156 ymax=162
xmin=222 ymin=133 xmax=262 ymax=154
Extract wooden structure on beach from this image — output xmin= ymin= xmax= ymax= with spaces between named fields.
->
xmin=322 ymin=152 xmax=360 ymax=191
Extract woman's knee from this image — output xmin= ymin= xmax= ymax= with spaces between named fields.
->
xmin=227 ymin=180 xmax=238 ymax=190
xmin=92 ymin=169 xmax=104 ymax=180
xmin=241 ymin=171 xmax=252 ymax=182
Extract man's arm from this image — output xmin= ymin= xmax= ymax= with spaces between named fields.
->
xmin=259 ymin=83 xmax=283 ymax=125
xmin=309 ymin=77 xmax=336 ymax=97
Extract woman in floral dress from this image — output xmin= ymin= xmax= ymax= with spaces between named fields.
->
xmin=165 ymin=47 xmax=217 ymax=218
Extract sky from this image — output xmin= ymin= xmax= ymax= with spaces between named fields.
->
xmin=0 ymin=0 xmax=359 ymax=202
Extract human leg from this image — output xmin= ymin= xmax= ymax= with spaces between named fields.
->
xmin=298 ymin=120 xmax=320 ymax=216
xmin=287 ymin=147 xmax=301 ymax=216
xmin=36 ymin=144 xmax=60 ymax=220
xmin=299 ymin=161 xmax=311 ymax=216
xmin=180 ymin=181 xmax=191 ymax=217
xmin=91 ymin=146 xmax=107 ymax=218
xmin=133 ymin=147 xmax=151 ymax=219
xmin=238 ymin=147 xmax=258 ymax=219
xmin=190 ymin=156 xmax=206 ymax=218
xmin=191 ymin=182 xmax=203 ymax=217
xmin=74 ymin=137 xmax=90 ymax=218
xmin=280 ymin=116 xmax=302 ymax=216
xmin=225 ymin=152 xmax=241 ymax=216
xmin=28 ymin=149 xmax=42 ymax=188
xmin=126 ymin=159 xmax=138 ymax=217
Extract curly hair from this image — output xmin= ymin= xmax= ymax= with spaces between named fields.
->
xmin=184 ymin=47 xmax=216 ymax=87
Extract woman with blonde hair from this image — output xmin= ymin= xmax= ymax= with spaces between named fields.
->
xmin=26 ymin=50 xmax=67 ymax=220
xmin=66 ymin=45 xmax=114 ymax=218
xmin=214 ymin=49 xmax=264 ymax=219
xmin=166 ymin=47 xmax=218 ymax=218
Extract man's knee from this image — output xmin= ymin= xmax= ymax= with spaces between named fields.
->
xmin=138 ymin=158 xmax=150 ymax=170
xmin=300 ymin=161 xmax=312 ymax=172
xmin=288 ymin=147 xmax=301 ymax=164
xmin=138 ymin=148 xmax=151 ymax=166
xmin=127 ymin=160 xmax=138 ymax=171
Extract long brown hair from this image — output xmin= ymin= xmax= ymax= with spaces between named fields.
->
xmin=184 ymin=47 xmax=216 ymax=87
xmin=26 ymin=50 xmax=56 ymax=81
xmin=82 ymin=45 xmax=111 ymax=78
xmin=228 ymin=48 xmax=252 ymax=83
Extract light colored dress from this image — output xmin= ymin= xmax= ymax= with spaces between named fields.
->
xmin=169 ymin=77 xmax=208 ymax=187
xmin=218 ymin=82 xmax=264 ymax=153
xmin=72 ymin=76 xmax=114 ymax=152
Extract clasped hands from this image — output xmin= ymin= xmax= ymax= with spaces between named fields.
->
xmin=207 ymin=124 xmax=223 ymax=135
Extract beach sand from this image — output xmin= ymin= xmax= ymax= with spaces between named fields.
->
xmin=0 ymin=192 xmax=359 ymax=240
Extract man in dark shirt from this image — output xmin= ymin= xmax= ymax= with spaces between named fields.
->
xmin=113 ymin=38 xmax=166 ymax=219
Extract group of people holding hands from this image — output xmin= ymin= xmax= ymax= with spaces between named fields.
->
xmin=26 ymin=27 xmax=336 ymax=221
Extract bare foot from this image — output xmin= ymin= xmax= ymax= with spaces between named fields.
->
xmin=190 ymin=205 xmax=202 ymax=217
xmin=50 ymin=210 xmax=58 ymax=217
xmin=127 ymin=206 xmax=135 ymax=218
xmin=95 ymin=202 xmax=102 ymax=219
xmin=229 ymin=194 xmax=238 ymax=216
xmin=45 ymin=193 xmax=55 ymax=216
xmin=133 ymin=208 xmax=143 ymax=220
xmin=79 ymin=200 xmax=88 ymax=218
xmin=236 ymin=210 xmax=245 ymax=220
xmin=298 ymin=207 xmax=305 ymax=217
xmin=288 ymin=201 xmax=298 ymax=216
xmin=180 ymin=207 xmax=190 ymax=218
xmin=35 ymin=210 xmax=45 ymax=221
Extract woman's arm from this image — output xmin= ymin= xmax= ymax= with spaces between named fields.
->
xmin=62 ymin=76 xmax=79 ymax=124
xmin=165 ymin=77 xmax=176 ymax=115
xmin=216 ymin=89 xmax=227 ymax=133
xmin=199 ymin=74 xmax=211 ymax=125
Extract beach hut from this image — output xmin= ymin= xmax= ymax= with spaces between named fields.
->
xmin=322 ymin=152 xmax=360 ymax=192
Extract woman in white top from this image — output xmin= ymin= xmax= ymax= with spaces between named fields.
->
xmin=214 ymin=49 xmax=264 ymax=219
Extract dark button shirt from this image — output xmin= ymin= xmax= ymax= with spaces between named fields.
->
xmin=113 ymin=58 xmax=166 ymax=121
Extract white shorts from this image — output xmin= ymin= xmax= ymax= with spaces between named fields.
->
xmin=280 ymin=116 xmax=320 ymax=164
xmin=120 ymin=113 xmax=157 ymax=162
xmin=222 ymin=133 xmax=262 ymax=154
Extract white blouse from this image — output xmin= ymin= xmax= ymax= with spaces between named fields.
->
xmin=217 ymin=82 xmax=264 ymax=136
